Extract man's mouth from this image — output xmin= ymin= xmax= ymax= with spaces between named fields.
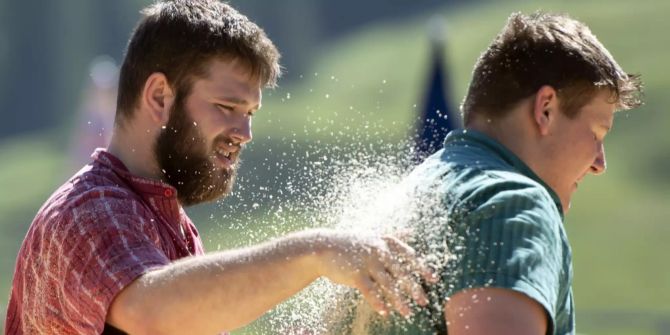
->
xmin=216 ymin=147 xmax=232 ymax=159
xmin=213 ymin=143 xmax=239 ymax=169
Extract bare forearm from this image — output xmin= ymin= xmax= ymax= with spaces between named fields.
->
xmin=108 ymin=229 xmax=435 ymax=334
xmin=110 ymin=230 xmax=323 ymax=334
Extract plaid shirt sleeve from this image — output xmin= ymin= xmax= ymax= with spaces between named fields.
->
xmin=17 ymin=191 xmax=171 ymax=334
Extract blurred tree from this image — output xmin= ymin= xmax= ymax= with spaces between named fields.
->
xmin=1 ymin=0 xmax=61 ymax=137
xmin=231 ymin=0 xmax=463 ymax=80
xmin=0 ymin=0 xmax=475 ymax=139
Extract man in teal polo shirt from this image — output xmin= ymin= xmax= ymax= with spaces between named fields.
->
xmin=328 ymin=11 xmax=643 ymax=335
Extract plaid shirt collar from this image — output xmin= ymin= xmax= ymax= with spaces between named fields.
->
xmin=92 ymin=148 xmax=183 ymax=222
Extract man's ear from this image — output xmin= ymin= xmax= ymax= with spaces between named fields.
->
xmin=141 ymin=72 xmax=175 ymax=125
xmin=532 ymin=85 xmax=560 ymax=136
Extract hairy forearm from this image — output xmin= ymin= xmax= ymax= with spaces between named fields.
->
xmin=110 ymin=230 xmax=325 ymax=335
xmin=108 ymin=228 xmax=434 ymax=334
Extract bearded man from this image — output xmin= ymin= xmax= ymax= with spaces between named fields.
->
xmin=5 ymin=1 xmax=435 ymax=334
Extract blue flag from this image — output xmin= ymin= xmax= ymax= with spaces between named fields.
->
xmin=416 ymin=35 xmax=459 ymax=158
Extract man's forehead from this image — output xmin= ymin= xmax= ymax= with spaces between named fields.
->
xmin=206 ymin=57 xmax=260 ymax=82
xmin=583 ymin=90 xmax=616 ymax=123
xmin=195 ymin=60 xmax=262 ymax=101
xmin=595 ymin=108 xmax=615 ymax=131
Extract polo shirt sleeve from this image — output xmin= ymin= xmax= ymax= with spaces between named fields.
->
xmin=443 ymin=179 xmax=563 ymax=328
xmin=52 ymin=195 xmax=171 ymax=333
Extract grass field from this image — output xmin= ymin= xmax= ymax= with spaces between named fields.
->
xmin=1 ymin=0 xmax=669 ymax=333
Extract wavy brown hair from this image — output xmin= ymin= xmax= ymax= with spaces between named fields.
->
xmin=115 ymin=0 xmax=281 ymax=124
xmin=461 ymin=12 xmax=642 ymax=124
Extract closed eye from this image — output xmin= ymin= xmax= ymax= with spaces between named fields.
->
xmin=215 ymin=103 xmax=234 ymax=112
xmin=599 ymin=125 xmax=611 ymax=141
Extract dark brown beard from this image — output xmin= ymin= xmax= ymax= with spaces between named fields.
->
xmin=154 ymin=94 xmax=238 ymax=206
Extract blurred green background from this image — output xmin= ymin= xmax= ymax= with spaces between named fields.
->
xmin=0 ymin=0 xmax=668 ymax=334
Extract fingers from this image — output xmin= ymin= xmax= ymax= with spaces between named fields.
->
xmin=317 ymin=231 xmax=438 ymax=318
xmin=368 ymin=265 xmax=412 ymax=317
xmin=357 ymin=276 xmax=388 ymax=316
xmin=383 ymin=236 xmax=438 ymax=284
xmin=403 ymin=274 xmax=430 ymax=307
xmin=361 ymin=236 xmax=436 ymax=316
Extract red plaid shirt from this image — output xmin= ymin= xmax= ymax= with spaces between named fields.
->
xmin=5 ymin=149 xmax=205 ymax=334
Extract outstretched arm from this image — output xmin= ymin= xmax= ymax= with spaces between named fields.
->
xmin=107 ymin=229 xmax=435 ymax=335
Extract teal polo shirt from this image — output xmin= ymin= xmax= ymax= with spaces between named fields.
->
xmin=329 ymin=129 xmax=575 ymax=335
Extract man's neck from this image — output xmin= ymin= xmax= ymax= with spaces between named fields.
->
xmin=466 ymin=109 xmax=541 ymax=176
xmin=107 ymin=122 xmax=161 ymax=181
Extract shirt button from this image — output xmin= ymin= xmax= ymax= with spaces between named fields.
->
xmin=164 ymin=188 xmax=174 ymax=198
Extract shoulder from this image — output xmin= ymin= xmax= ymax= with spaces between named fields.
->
xmin=442 ymin=173 xmax=566 ymax=323
xmin=413 ymin=155 xmax=558 ymax=217
xmin=22 ymin=172 xmax=167 ymax=274
xmin=422 ymin=165 xmax=565 ymax=256
xmin=452 ymin=172 xmax=562 ymax=250
xmin=465 ymin=170 xmax=557 ymax=218
xmin=35 ymin=170 xmax=153 ymax=236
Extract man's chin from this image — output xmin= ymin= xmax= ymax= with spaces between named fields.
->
xmin=561 ymin=195 xmax=573 ymax=214
xmin=208 ymin=154 xmax=240 ymax=173
xmin=178 ymin=183 xmax=233 ymax=206
xmin=163 ymin=165 xmax=234 ymax=206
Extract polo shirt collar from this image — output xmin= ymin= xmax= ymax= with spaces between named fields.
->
xmin=444 ymin=129 xmax=564 ymax=215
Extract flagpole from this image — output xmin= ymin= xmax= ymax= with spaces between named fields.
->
xmin=415 ymin=16 xmax=460 ymax=160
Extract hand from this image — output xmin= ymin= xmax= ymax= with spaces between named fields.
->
xmin=309 ymin=229 xmax=438 ymax=317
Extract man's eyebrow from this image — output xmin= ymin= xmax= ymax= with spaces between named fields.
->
xmin=216 ymin=97 xmax=248 ymax=105
xmin=215 ymin=97 xmax=260 ymax=110
xmin=598 ymin=124 xmax=612 ymax=136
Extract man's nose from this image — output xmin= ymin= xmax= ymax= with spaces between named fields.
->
xmin=590 ymin=144 xmax=606 ymax=175
xmin=230 ymin=119 xmax=252 ymax=145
